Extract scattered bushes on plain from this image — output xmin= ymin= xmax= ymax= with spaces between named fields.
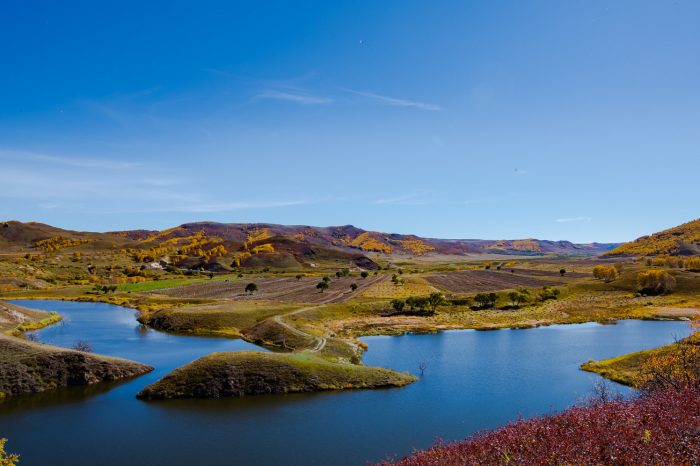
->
xmin=388 ymin=293 xmax=446 ymax=316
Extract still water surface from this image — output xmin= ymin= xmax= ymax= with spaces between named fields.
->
xmin=0 ymin=300 xmax=690 ymax=465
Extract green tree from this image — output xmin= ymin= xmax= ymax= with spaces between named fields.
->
xmin=350 ymin=283 xmax=358 ymax=291
xmin=296 ymin=274 xmax=303 ymax=280
xmin=391 ymin=299 xmax=405 ymax=312
xmin=427 ymin=292 xmax=446 ymax=312
xmin=360 ymin=271 xmax=369 ymax=279
xmin=559 ymin=268 xmax=566 ymax=276
xmin=405 ymin=296 xmax=416 ymax=310
xmin=245 ymin=283 xmax=258 ymax=294
xmin=322 ymin=276 xmax=331 ymax=283
xmin=412 ymin=296 xmax=429 ymax=310
xmin=474 ymin=292 xmax=497 ymax=309
xmin=316 ymin=281 xmax=329 ymax=292
xmin=507 ymin=291 xmax=528 ymax=307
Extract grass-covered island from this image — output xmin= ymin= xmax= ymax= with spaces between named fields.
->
xmin=137 ymin=351 xmax=415 ymax=400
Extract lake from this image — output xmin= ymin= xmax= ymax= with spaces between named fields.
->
xmin=0 ymin=300 xmax=690 ymax=465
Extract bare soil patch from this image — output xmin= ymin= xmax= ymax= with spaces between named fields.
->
xmin=426 ymin=270 xmax=557 ymax=294
xmin=154 ymin=275 xmax=386 ymax=304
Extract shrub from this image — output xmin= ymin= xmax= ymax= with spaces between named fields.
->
xmin=638 ymin=339 xmax=700 ymax=392
xmin=316 ymin=281 xmax=329 ymax=292
xmin=637 ymin=270 xmax=676 ymax=295
xmin=427 ymin=292 xmax=446 ymax=312
xmin=473 ymin=292 xmax=497 ymax=310
xmin=245 ymin=283 xmax=258 ymax=294
xmin=385 ymin=386 xmax=700 ymax=465
xmin=72 ymin=340 xmax=93 ymax=353
xmin=538 ymin=286 xmax=560 ymax=301
xmin=507 ymin=291 xmax=528 ymax=307
xmin=0 ymin=438 xmax=19 ymax=466
xmin=685 ymin=257 xmax=700 ymax=272
xmin=391 ymin=299 xmax=405 ymax=312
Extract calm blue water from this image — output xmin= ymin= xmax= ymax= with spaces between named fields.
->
xmin=0 ymin=300 xmax=691 ymax=465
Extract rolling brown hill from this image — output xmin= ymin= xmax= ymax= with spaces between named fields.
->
xmin=0 ymin=220 xmax=619 ymax=272
xmin=604 ymin=219 xmax=700 ymax=257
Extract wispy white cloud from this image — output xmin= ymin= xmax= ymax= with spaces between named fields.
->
xmin=342 ymin=88 xmax=440 ymax=111
xmin=254 ymin=90 xmax=333 ymax=105
xmin=0 ymin=149 xmax=139 ymax=170
xmin=375 ymin=193 xmax=430 ymax=206
xmin=556 ymin=216 xmax=592 ymax=223
xmin=0 ymin=148 xmax=316 ymax=216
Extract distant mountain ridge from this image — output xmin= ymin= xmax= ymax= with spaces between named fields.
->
xmin=605 ymin=219 xmax=700 ymax=257
xmin=1 ymin=220 xmax=619 ymax=256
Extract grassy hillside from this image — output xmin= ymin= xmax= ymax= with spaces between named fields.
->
xmin=137 ymin=351 xmax=415 ymax=399
xmin=605 ymin=218 xmax=700 ymax=257
xmin=0 ymin=334 xmax=152 ymax=397
xmin=0 ymin=221 xmax=619 ymax=279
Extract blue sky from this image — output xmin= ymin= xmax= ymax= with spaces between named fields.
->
xmin=1 ymin=0 xmax=698 ymax=242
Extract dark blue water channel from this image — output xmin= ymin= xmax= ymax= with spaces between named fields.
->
xmin=0 ymin=300 xmax=691 ymax=465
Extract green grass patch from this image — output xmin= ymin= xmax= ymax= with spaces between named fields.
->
xmin=15 ymin=312 xmax=62 ymax=333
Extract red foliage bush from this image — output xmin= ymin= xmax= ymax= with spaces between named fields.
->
xmin=384 ymin=387 xmax=700 ymax=465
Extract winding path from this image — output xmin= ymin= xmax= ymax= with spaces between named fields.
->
xmin=269 ymin=279 xmax=383 ymax=353
xmin=272 ymin=307 xmax=327 ymax=352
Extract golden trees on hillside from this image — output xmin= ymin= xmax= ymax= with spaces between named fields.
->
xmin=686 ymin=257 xmax=700 ymax=272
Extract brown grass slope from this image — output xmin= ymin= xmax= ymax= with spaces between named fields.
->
xmin=0 ymin=220 xmax=129 ymax=252
xmin=605 ymin=218 xmax=700 ymax=257
xmin=0 ymin=334 xmax=152 ymax=397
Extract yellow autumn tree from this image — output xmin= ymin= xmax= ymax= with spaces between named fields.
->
xmin=637 ymin=319 xmax=700 ymax=392
xmin=592 ymin=265 xmax=618 ymax=283
xmin=686 ymin=257 xmax=700 ymax=271
xmin=0 ymin=438 xmax=19 ymax=466
xmin=637 ymin=269 xmax=676 ymax=295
